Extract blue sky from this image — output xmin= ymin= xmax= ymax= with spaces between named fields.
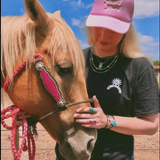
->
xmin=1 ymin=0 xmax=159 ymax=60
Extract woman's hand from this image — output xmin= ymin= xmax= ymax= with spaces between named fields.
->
xmin=16 ymin=111 xmax=31 ymax=127
xmin=74 ymin=95 xmax=107 ymax=129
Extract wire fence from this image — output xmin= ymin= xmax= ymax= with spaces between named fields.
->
xmin=1 ymin=128 xmax=160 ymax=160
xmin=1 ymin=129 xmax=159 ymax=150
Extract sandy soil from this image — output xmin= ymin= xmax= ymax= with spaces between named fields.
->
xmin=1 ymin=90 xmax=159 ymax=160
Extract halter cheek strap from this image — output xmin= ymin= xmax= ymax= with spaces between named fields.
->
xmin=35 ymin=59 xmax=66 ymax=109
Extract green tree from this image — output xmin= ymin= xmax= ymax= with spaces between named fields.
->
xmin=153 ymin=60 xmax=160 ymax=66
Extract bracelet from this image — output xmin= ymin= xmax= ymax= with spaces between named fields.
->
xmin=104 ymin=115 xmax=109 ymax=128
xmin=105 ymin=115 xmax=117 ymax=129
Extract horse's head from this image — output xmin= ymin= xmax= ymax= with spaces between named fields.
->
xmin=1 ymin=0 xmax=97 ymax=159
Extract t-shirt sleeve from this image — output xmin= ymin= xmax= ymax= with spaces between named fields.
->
xmin=133 ymin=64 xmax=159 ymax=117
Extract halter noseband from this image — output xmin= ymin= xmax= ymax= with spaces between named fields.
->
xmin=3 ymin=54 xmax=93 ymax=122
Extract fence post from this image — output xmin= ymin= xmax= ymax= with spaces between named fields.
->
xmin=14 ymin=128 xmax=19 ymax=160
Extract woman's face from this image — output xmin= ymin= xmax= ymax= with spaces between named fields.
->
xmin=91 ymin=27 xmax=124 ymax=55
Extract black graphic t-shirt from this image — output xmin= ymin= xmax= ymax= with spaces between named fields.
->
xmin=84 ymin=47 xmax=159 ymax=160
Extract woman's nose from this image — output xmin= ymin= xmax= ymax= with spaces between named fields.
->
xmin=100 ymin=28 xmax=112 ymax=39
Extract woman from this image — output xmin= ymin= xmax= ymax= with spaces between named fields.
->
xmin=56 ymin=0 xmax=159 ymax=160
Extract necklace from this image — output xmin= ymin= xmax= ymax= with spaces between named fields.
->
xmin=92 ymin=47 xmax=115 ymax=69
xmin=90 ymin=47 xmax=119 ymax=73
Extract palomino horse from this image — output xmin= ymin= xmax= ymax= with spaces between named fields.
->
xmin=1 ymin=0 xmax=97 ymax=159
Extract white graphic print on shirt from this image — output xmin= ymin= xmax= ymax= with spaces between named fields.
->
xmin=107 ymin=78 xmax=122 ymax=94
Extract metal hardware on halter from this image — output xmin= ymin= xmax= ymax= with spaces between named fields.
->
xmin=35 ymin=61 xmax=45 ymax=71
xmin=57 ymin=100 xmax=66 ymax=108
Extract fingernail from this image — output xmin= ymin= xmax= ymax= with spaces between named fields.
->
xmin=90 ymin=108 xmax=97 ymax=113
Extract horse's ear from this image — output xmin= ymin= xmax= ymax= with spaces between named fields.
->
xmin=24 ymin=0 xmax=54 ymax=36
xmin=53 ymin=10 xmax=61 ymax=17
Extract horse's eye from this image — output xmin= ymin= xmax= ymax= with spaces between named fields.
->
xmin=59 ymin=66 xmax=71 ymax=73
xmin=56 ymin=64 xmax=73 ymax=75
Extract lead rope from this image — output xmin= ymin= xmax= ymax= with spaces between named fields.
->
xmin=2 ymin=54 xmax=43 ymax=160
xmin=1 ymin=105 xmax=36 ymax=160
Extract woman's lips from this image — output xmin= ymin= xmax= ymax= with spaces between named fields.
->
xmin=98 ymin=40 xmax=109 ymax=45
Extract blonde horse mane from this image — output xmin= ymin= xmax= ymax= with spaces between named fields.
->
xmin=1 ymin=13 xmax=85 ymax=82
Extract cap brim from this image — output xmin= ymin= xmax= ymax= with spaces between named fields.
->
xmin=86 ymin=14 xmax=130 ymax=34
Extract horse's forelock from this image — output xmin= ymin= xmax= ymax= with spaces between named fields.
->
xmin=48 ymin=13 xmax=85 ymax=75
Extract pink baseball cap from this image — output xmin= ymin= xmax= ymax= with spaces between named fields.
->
xmin=86 ymin=0 xmax=134 ymax=34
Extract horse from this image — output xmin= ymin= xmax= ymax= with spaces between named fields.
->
xmin=1 ymin=0 xmax=97 ymax=160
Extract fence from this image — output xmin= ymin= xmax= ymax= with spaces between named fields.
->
xmin=1 ymin=125 xmax=160 ymax=160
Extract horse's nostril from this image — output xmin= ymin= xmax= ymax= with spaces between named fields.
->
xmin=87 ymin=138 xmax=95 ymax=152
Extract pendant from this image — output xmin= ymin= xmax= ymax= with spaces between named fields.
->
xmin=98 ymin=62 xmax=103 ymax=69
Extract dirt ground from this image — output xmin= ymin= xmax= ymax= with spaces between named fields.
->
xmin=1 ymin=90 xmax=159 ymax=160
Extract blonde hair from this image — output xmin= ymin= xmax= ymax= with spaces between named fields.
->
xmin=86 ymin=24 xmax=152 ymax=63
